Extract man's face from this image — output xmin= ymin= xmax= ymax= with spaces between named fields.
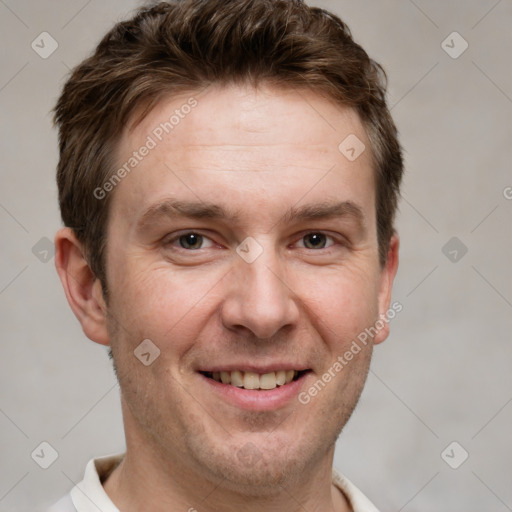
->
xmin=103 ymin=84 xmax=397 ymax=491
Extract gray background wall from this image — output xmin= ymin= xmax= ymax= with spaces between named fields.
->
xmin=1 ymin=1 xmax=511 ymax=511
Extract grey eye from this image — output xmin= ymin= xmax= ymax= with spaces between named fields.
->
xmin=178 ymin=233 xmax=204 ymax=250
xmin=302 ymin=233 xmax=327 ymax=249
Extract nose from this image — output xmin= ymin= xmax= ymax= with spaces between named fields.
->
xmin=220 ymin=245 xmax=300 ymax=340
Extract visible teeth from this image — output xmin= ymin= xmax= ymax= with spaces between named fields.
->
xmin=209 ymin=369 xmax=302 ymax=390
xmin=285 ymin=370 xmax=295 ymax=383
xmin=243 ymin=371 xmax=260 ymax=390
xmin=230 ymin=370 xmax=244 ymax=387
xmin=275 ymin=370 xmax=286 ymax=386
xmin=260 ymin=372 xmax=277 ymax=390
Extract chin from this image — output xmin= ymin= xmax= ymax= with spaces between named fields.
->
xmin=207 ymin=453 xmax=304 ymax=496
xmin=186 ymin=430 xmax=323 ymax=496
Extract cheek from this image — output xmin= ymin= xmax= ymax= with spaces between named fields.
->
xmin=108 ymin=258 xmax=225 ymax=349
xmin=293 ymin=263 xmax=381 ymax=342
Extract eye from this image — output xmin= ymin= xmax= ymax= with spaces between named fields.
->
xmin=167 ymin=232 xmax=215 ymax=250
xmin=298 ymin=232 xmax=335 ymax=250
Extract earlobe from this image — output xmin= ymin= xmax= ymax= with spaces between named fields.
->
xmin=373 ymin=232 xmax=400 ymax=345
xmin=54 ymin=227 xmax=110 ymax=345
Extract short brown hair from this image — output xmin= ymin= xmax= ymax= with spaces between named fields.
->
xmin=54 ymin=0 xmax=403 ymax=291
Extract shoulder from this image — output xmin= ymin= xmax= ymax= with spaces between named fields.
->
xmin=44 ymin=453 xmax=124 ymax=512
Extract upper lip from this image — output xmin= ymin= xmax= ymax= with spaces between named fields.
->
xmin=197 ymin=364 xmax=310 ymax=373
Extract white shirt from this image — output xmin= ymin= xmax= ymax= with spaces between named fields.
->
xmin=47 ymin=453 xmax=379 ymax=512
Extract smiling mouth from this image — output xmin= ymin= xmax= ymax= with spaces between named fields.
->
xmin=200 ymin=370 xmax=310 ymax=390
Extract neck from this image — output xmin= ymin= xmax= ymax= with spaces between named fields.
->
xmin=103 ymin=402 xmax=352 ymax=512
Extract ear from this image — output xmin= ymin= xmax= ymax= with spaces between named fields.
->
xmin=373 ymin=232 xmax=400 ymax=345
xmin=54 ymin=227 xmax=110 ymax=345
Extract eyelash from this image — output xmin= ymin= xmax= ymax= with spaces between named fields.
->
xmin=164 ymin=231 xmax=346 ymax=252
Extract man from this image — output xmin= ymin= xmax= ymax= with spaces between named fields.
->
xmin=49 ymin=0 xmax=403 ymax=510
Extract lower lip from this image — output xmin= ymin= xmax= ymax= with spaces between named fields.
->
xmin=199 ymin=372 xmax=310 ymax=411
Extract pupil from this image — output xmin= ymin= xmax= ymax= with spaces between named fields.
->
xmin=305 ymin=233 xmax=325 ymax=249
xmin=180 ymin=233 xmax=202 ymax=249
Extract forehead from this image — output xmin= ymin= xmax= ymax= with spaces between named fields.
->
xmin=111 ymin=83 xmax=375 ymax=227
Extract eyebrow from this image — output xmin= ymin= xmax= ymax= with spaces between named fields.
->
xmin=136 ymin=198 xmax=367 ymax=233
